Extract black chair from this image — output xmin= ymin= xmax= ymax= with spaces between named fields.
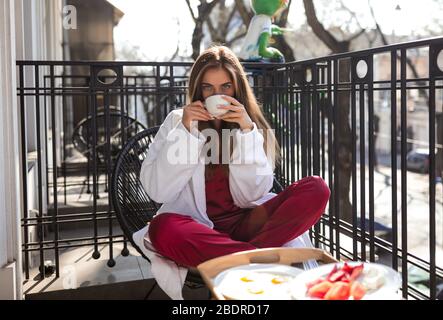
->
xmin=73 ymin=108 xmax=146 ymax=194
xmin=72 ymin=108 xmax=147 ymax=164
xmin=111 ymin=126 xmax=284 ymax=297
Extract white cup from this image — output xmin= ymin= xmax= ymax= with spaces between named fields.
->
xmin=204 ymin=94 xmax=230 ymax=117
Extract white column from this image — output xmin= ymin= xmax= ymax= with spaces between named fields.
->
xmin=0 ymin=0 xmax=24 ymax=300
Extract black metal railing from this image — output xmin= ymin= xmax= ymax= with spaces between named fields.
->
xmin=17 ymin=37 xmax=443 ymax=299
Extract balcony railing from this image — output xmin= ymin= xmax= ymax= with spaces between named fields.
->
xmin=17 ymin=37 xmax=443 ymax=299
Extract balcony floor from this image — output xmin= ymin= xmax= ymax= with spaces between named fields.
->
xmin=23 ymin=242 xmax=210 ymax=300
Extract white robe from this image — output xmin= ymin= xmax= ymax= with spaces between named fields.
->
xmin=137 ymin=108 xmax=316 ymax=299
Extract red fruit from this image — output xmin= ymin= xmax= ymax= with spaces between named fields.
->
xmin=349 ymin=264 xmax=364 ymax=282
xmin=350 ymin=282 xmax=367 ymax=300
xmin=307 ymin=281 xmax=333 ymax=299
xmin=342 ymin=262 xmax=354 ymax=274
xmin=328 ymin=269 xmax=347 ymax=282
xmin=326 ymin=265 xmax=338 ymax=279
xmin=306 ymin=278 xmax=325 ymax=289
xmin=341 ymin=273 xmax=351 ymax=283
xmin=323 ymin=282 xmax=351 ymax=300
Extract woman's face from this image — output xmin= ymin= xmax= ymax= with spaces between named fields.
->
xmin=200 ymin=67 xmax=235 ymax=100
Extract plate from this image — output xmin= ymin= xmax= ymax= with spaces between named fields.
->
xmin=289 ymin=262 xmax=402 ymax=300
xmin=213 ymin=264 xmax=304 ymax=300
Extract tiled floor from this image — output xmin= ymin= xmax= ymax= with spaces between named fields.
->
xmin=25 ymin=278 xmax=210 ymax=300
xmin=23 ymin=242 xmax=210 ymax=300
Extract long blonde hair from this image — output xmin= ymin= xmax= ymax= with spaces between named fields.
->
xmin=187 ymin=45 xmax=281 ymax=179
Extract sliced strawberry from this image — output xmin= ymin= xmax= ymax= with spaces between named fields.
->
xmin=307 ymin=280 xmax=333 ymax=299
xmin=323 ymin=281 xmax=351 ymax=300
xmin=326 ymin=264 xmax=338 ymax=279
xmin=328 ymin=269 xmax=347 ymax=282
xmin=341 ymin=273 xmax=351 ymax=283
xmin=350 ymin=281 xmax=367 ymax=300
xmin=349 ymin=264 xmax=364 ymax=282
xmin=306 ymin=278 xmax=325 ymax=290
xmin=342 ymin=262 xmax=354 ymax=274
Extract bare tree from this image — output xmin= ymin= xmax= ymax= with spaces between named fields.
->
xmin=304 ymin=0 xmax=365 ymax=52
xmin=273 ymin=0 xmax=296 ymax=61
xmin=207 ymin=0 xmax=249 ymax=47
xmin=338 ymin=0 xmax=378 ymax=47
xmin=207 ymin=1 xmax=234 ymax=42
xmin=303 ymin=0 xmax=366 ymax=223
xmin=234 ymin=0 xmax=252 ymax=26
xmin=367 ymin=0 xmax=422 ymax=80
xmin=186 ymin=0 xmax=221 ymax=60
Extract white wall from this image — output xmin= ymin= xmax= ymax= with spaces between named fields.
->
xmin=0 ymin=0 xmax=63 ymax=300
xmin=16 ymin=0 xmax=63 ymax=154
xmin=0 ymin=0 xmax=23 ymax=300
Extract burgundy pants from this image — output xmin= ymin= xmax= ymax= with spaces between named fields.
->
xmin=148 ymin=175 xmax=330 ymax=268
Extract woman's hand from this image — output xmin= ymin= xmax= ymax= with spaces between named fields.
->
xmin=216 ymin=96 xmax=254 ymax=131
xmin=181 ymin=101 xmax=213 ymax=132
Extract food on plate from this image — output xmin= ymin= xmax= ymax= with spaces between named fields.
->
xmin=350 ymin=281 xmax=367 ymax=300
xmin=247 ymin=283 xmax=265 ymax=295
xmin=217 ymin=269 xmax=295 ymax=300
xmin=323 ymin=281 xmax=351 ymax=300
xmin=305 ymin=262 xmax=368 ymax=300
xmin=290 ymin=261 xmax=400 ymax=300
xmin=240 ymin=275 xmax=255 ymax=282
xmin=360 ymin=265 xmax=386 ymax=290
xmin=307 ymin=280 xmax=333 ymax=298
xmin=271 ymin=276 xmax=286 ymax=284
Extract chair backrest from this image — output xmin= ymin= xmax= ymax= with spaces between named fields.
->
xmin=111 ymin=126 xmax=284 ymax=248
xmin=111 ymin=126 xmax=161 ymax=244
xmin=73 ymin=110 xmax=146 ymax=164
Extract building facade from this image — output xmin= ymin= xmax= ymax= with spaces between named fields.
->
xmin=0 ymin=0 xmax=63 ymax=300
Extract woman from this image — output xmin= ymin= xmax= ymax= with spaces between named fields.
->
xmin=140 ymin=45 xmax=330 ymax=268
